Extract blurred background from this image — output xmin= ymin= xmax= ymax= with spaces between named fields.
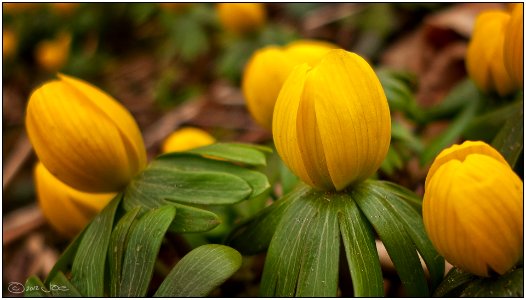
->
xmin=3 ymin=2 xmax=513 ymax=297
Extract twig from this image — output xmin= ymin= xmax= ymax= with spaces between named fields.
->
xmin=143 ymin=97 xmax=207 ymax=150
xmin=3 ymin=204 xmax=45 ymax=246
xmin=3 ymin=133 xmax=32 ymax=191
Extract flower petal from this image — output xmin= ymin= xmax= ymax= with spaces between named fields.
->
xmin=273 ymin=63 xmax=317 ymax=188
xmin=309 ymin=50 xmax=391 ymax=190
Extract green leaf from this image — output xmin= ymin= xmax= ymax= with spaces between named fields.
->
xmin=24 ymin=276 xmax=48 ymax=297
xmin=70 ymin=194 xmax=121 ymax=296
xmin=44 ymin=227 xmax=87 ymax=286
xmin=226 ymin=184 xmax=310 ymax=255
xmin=168 ymin=202 xmax=220 ymax=233
xmin=295 ymin=194 xmax=340 ymax=297
xmin=422 ymin=79 xmax=481 ymax=121
xmin=154 ymin=153 xmax=270 ymax=200
xmin=109 ymin=207 xmax=141 ymax=297
xmin=353 ymin=183 xmax=429 ymax=297
xmin=154 ymin=244 xmax=242 ymax=297
xmin=125 ymin=166 xmax=252 ymax=206
xmin=49 ymin=272 xmax=82 ymax=297
xmin=375 ymin=181 xmax=422 ymax=212
xmin=337 ymin=194 xmax=384 ymax=296
xmin=461 ymin=268 xmax=523 ymax=297
xmin=464 ymin=99 xmax=523 ymax=142
xmin=433 ymin=267 xmax=476 ymax=297
xmin=391 ymin=121 xmax=424 ymax=153
xmin=188 ymin=142 xmax=268 ymax=166
xmin=368 ymin=181 xmax=444 ymax=292
xmin=260 ymin=188 xmax=340 ymax=297
xmin=421 ymin=99 xmax=478 ymax=165
xmin=119 ymin=206 xmax=176 ymax=297
xmin=491 ymin=100 xmax=524 ymax=168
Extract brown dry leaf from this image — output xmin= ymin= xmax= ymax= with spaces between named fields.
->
xmin=381 ymin=3 xmax=506 ymax=106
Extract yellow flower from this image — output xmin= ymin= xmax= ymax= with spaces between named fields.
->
xmin=35 ymin=162 xmax=115 ymax=238
xmin=216 ymin=3 xmax=266 ymax=35
xmin=162 ymin=127 xmax=216 ymax=153
xmin=35 ymin=32 xmax=71 ymax=72
xmin=273 ymin=49 xmax=391 ymax=191
xmin=466 ymin=11 xmax=514 ymax=96
xmin=3 ymin=29 xmax=17 ymax=58
xmin=504 ymin=3 xmax=523 ymax=88
xmin=242 ymin=40 xmax=338 ymax=130
xmin=423 ymin=141 xmax=523 ymax=277
xmin=25 ymin=74 xmax=147 ymax=193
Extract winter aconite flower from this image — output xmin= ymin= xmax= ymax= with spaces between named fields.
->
xmin=423 ymin=141 xmax=523 ymax=277
xmin=162 ymin=127 xmax=216 ymax=153
xmin=35 ymin=162 xmax=114 ymax=237
xmin=35 ymin=32 xmax=71 ymax=72
xmin=273 ymin=49 xmax=391 ymax=191
xmin=217 ymin=3 xmax=266 ymax=35
xmin=504 ymin=3 xmax=523 ymax=88
xmin=242 ymin=40 xmax=337 ymax=130
xmin=466 ymin=11 xmax=514 ymax=96
xmin=26 ymin=74 xmax=147 ymax=193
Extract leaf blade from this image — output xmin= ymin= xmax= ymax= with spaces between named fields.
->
xmin=70 ymin=194 xmax=121 ymax=296
xmin=118 ymin=205 xmax=176 ymax=297
xmin=154 ymin=244 xmax=242 ymax=297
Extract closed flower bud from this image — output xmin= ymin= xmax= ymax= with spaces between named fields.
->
xmin=35 ymin=163 xmax=115 ymax=238
xmin=242 ymin=40 xmax=337 ymax=130
xmin=273 ymin=49 xmax=391 ymax=191
xmin=26 ymin=74 xmax=147 ymax=193
xmin=466 ymin=11 xmax=514 ymax=96
xmin=504 ymin=3 xmax=523 ymax=88
xmin=217 ymin=3 xmax=266 ymax=35
xmin=423 ymin=141 xmax=523 ymax=277
xmin=162 ymin=127 xmax=216 ymax=153
xmin=35 ymin=32 xmax=71 ymax=72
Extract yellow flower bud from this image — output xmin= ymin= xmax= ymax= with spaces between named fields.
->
xmin=423 ymin=141 xmax=523 ymax=277
xmin=162 ymin=127 xmax=216 ymax=153
xmin=466 ymin=11 xmax=514 ymax=96
xmin=3 ymin=29 xmax=17 ymax=58
xmin=242 ymin=40 xmax=338 ymax=130
xmin=273 ymin=49 xmax=391 ymax=191
xmin=25 ymin=74 xmax=147 ymax=193
xmin=35 ymin=162 xmax=115 ymax=238
xmin=216 ymin=3 xmax=266 ymax=35
xmin=504 ymin=3 xmax=523 ymax=88
xmin=35 ymin=32 xmax=71 ymax=72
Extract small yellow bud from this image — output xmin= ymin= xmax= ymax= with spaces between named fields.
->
xmin=423 ymin=141 xmax=523 ymax=277
xmin=35 ymin=162 xmax=115 ymax=238
xmin=3 ymin=29 xmax=17 ymax=58
xmin=216 ymin=3 xmax=266 ymax=35
xmin=466 ymin=11 xmax=514 ymax=96
xmin=504 ymin=3 xmax=523 ymax=88
xmin=242 ymin=40 xmax=338 ymax=130
xmin=35 ymin=32 xmax=71 ymax=72
xmin=25 ymin=74 xmax=147 ymax=193
xmin=162 ymin=127 xmax=216 ymax=153
xmin=273 ymin=49 xmax=391 ymax=191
